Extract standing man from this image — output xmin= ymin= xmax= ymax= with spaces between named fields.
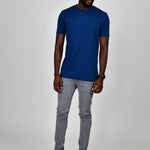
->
xmin=53 ymin=0 xmax=110 ymax=150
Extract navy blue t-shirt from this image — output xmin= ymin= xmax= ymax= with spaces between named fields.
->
xmin=56 ymin=4 xmax=110 ymax=81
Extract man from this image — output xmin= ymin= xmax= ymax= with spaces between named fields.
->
xmin=53 ymin=0 xmax=110 ymax=149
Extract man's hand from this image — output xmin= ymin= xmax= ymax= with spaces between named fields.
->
xmin=53 ymin=75 xmax=63 ymax=93
xmin=91 ymin=77 xmax=103 ymax=93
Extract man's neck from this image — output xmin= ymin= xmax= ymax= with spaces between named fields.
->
xmin=77 ymin=2 xmax=92 ymax=10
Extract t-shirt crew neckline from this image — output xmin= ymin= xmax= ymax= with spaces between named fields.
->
xmin=74 ymin=4 xmax=94 ymax=12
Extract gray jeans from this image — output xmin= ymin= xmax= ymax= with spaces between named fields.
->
xmin=54 ymin=77 xmax=94 ymax=150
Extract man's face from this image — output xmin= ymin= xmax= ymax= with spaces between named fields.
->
xmin=80 ymin=0 xmax=94 ymax=9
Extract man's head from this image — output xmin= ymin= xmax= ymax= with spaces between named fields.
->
xmin=80 ymin=0 xmax=94 ymax=9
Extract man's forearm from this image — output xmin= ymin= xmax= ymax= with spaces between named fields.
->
xmin=54 ymin=47 xmax=63 ymax=77
xmin=99 ymin=47 xmax=108 ymax=75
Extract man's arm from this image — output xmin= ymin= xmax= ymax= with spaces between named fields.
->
xmin=91 ymin=37 xmax=109 ymax=93
xmin=99 ymin=37 xmax=109 ymax=75
xmin=53 ymin=34 xmax=65 ymax=93
xmin=54 ymin=34 xmax=65 ymax=76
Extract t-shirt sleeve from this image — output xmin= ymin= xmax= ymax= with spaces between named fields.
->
xmin=99 ymin=13 xmax=110 ymax=37
xmin=56 ymin=10 xmax=66 ymax=34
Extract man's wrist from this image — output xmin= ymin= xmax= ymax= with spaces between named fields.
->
xmin=97 ymin=74 xmax=106 ymax=79
xmin=54 ymin=73 xmax=60 ymax=77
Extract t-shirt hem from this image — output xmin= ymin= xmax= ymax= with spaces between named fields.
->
xmin=60 ymin=73 xmax=97 ymax=82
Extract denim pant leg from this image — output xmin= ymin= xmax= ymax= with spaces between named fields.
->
xmin=54 ymin=77 xmax=77 ymax=150
xmin=76 ymin=80 xmax=94 ymax=150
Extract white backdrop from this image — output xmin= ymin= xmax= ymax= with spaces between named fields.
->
xmin=0 ymin=0 xmax=150 ymax=150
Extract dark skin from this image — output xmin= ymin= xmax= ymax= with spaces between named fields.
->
xmin=53 ymin=34 xmax=65 ymax=93
xmin=53 ymin=0 xmax=109 ymax=94
xmin=91 ymin=37 xmax=109 ymax=93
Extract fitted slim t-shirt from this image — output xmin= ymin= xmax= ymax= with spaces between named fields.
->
xmin=56 ymin=4 xmax=110 ymax=81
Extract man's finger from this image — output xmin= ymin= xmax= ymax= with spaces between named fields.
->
xmin=92 ymin=88 xmax=98 ymax=93
xmin=55 ymin=84 xmax=62 ymax=93
xmin=92 ymin=82 xmax=97 ymax=90
xmin=91 ymin=85 xmax=102 ymax=93
xmin=54 ymin=87 xmax=59 ymax=93
xmin=60 ymin=80 xmax=63 ymax=89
